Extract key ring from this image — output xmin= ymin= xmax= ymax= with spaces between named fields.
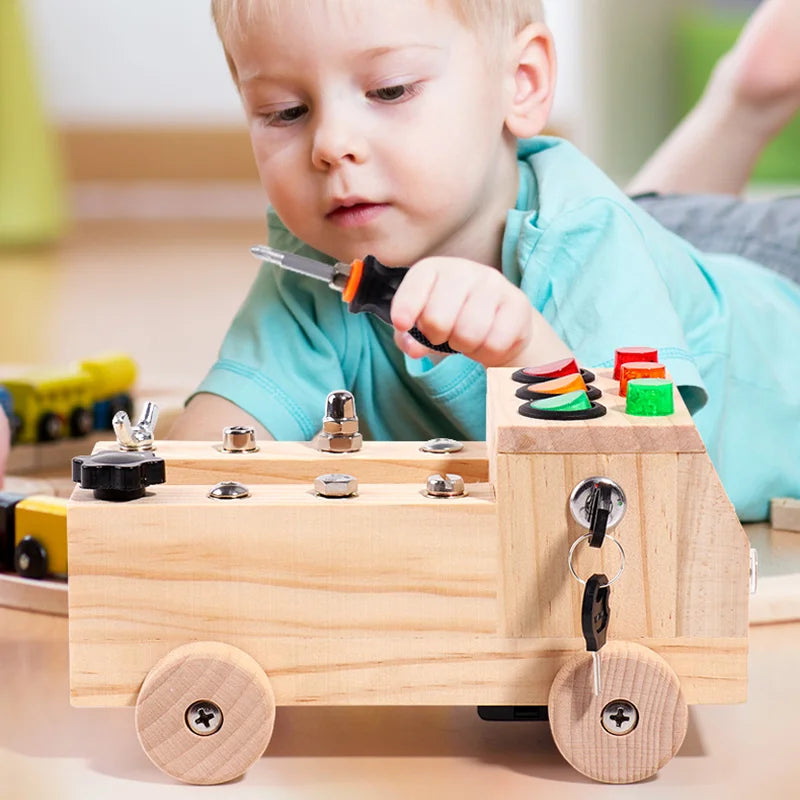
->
xmin=568 ymin=532 xmax=626 ymax=588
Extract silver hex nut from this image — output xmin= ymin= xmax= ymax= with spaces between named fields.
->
xmin=317 ymin=431 xmax=364 ymax=452
xmin=425 ymin=473 xmax=466 ymax=498
xmin=314 ymin=473 xmax=358 ymax=498
xmin=318 ymin=390 xmax=363 ymax=450
xmin=221 ymin=425 xmax=258 ymax=453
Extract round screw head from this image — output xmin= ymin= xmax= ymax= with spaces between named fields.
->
xmin=601 ymin=699 xmax=639 ymax=736
xmin=221 ymin=425 xmax=258 ymax=453
xmin=425 ymin=473 xmax=466 ymax=498
xmin=420 ymin=438 xmax=464 ymax=454
xmin=208 ymin=481 xmax=251 ymax=500
xmin=185 ymin=700 xmax=223 ymax=736
xmin=314 ymin=473 xmax=358 ymax=498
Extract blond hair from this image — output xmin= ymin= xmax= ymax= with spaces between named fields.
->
xmin=211 ymin=0 xmax=545 ymax=82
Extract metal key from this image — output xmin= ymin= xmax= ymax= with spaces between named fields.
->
xmin=581 ymin=573 xmax=610 ymax=696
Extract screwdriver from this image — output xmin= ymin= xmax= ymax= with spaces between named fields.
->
xmin=250 ymin=245 xmax=457 ymax=354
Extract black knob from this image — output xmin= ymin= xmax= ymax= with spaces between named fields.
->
xmin=72 ymin=450 xmax=166 ymax=501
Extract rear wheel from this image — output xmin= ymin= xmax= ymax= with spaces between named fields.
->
xmin=548 ymin=640 xmax=688 ymax=784
xmin=135 ymin=641 xmax=276 ymax=785
xmin=69 ymin=406 xmax=94 ymax=437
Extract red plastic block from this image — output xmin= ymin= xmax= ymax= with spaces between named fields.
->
xmin=613 ymin=347 xmax=658 ymax=380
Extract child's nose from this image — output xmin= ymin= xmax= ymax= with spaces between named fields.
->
xmin=310 ymin=110 xmax=368 ymax=169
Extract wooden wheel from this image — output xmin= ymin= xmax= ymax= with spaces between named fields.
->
xmin=135 ymin=641 xmax=276 ymax=785
xmin=548 ymin=640 xmax=688 ymax=784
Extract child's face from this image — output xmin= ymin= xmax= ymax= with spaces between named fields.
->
xmin=228 ymin=0 xmax=521 ymax=267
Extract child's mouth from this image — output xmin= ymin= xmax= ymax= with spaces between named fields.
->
xmin=326 ymin=202 xmax=389 ymax=228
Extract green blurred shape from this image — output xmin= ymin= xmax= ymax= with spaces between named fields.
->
xmin=0 ymin=0 xmax=66 ymax=245
xmin=677 ymin=10 xmax=800 ymax=183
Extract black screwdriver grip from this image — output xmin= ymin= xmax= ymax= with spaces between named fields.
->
xmin=347 ymin=255 xmax=458 ymax=355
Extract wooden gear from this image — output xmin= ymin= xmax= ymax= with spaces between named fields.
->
xmin=66 ymin=368 xmax=750 ymax=784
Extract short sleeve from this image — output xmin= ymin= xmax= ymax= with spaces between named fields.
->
xmin=521 ymin=198 xmax=709 ymax=414
xmin=193 ymin=263 xmax=358 ymax=440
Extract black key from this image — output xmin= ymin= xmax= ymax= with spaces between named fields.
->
xmin=581 ymin=573 xmax=610 ymax=695
xmin=587 ymin=482 xmax=613 ymax=548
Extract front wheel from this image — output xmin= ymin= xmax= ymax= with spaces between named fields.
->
xmin=135 ymin=641 xmax=276 ymax=785
xmin=37 ymin=412 xmax=63 ymax=442
xmin=14 ymin=536 xmax=48 ymax=578
xmin=548 ymin=640 xmax=688 ymax=784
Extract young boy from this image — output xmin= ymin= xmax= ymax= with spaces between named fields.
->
xmin=171 ymin=0 xmax=800 ymax=523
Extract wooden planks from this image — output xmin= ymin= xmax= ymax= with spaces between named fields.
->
xmin=90 ymin=439 xmax=490 ymax=485
xmin=67 ymin=365 xmax=750 ymax=713
xmin=494 ymin=452 xmax=749 ymax=640
xmin=69 ymin=635 xmax=745 ymax=709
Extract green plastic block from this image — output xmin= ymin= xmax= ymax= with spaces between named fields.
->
xmin=625 ymin=378 xmax=675 ymax=417
xmin=530 ymin=390 xmax=592 ymax=413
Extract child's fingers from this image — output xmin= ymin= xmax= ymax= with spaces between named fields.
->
xmin=413 ymin=278 xmax=472 ymax=346
xmin=449 ymin=291 xmax=498 ymax=354
xmin=390 ymin=263 xmax=439 ymax=332
xmin=473 ymin=294 xmax=531 ymax=366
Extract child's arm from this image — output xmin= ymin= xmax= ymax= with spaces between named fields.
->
xmin=390 ymin=257 xmax=574 ymax=368
xmin=168 ymin=393 xmax=275 ymax=441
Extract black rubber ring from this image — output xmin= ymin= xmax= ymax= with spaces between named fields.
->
xmin=517 ymin=400 xmax=607 ymax=421
xmin=515 ymin=384 xmax=602 ymax=402
xmin=512 ymin=367 xmax=596 ymax=385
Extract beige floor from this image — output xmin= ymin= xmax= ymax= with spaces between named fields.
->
xmin=0 ymin=217 xmax=266 ymax=396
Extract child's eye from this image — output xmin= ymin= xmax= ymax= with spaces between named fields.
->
xmin=259 ymin=105 xmax=308 ymax=127
xmin=368 ymin=83 xmax=422 ymax=103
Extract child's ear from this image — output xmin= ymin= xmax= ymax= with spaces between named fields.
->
xmin=504 ymin=23 xmax=557 ymax=139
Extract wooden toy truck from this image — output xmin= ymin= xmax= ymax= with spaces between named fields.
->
xmin=66 ymin=368 xmax=750 ymax=785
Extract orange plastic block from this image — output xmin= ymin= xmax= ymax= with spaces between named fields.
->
xmin=528 ymin=373 xmax=588 ymax=396
xmin=620 ymin=362 xmax=666 ymax=396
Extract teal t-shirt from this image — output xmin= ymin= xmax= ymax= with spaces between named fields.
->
xmin=195 ymin=136 xmax=800 ymax=521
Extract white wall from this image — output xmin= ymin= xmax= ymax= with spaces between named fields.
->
xmin=25 ymin=0 xmax=244 ymax=124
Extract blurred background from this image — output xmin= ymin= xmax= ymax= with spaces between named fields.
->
xmin=0 ymin=0 xmax=797 ymax=396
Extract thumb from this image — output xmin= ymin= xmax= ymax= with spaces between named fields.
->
xmin=393 ymin=330 xmax=435 ymax=359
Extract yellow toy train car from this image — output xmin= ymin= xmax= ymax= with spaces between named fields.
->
xmin=0 ymin=491 xmax=68 ymax=579
xmin=0 ymin=353 xmax=136 ymax=444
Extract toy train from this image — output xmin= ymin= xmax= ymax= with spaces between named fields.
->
xmin=0 ymin=491 xmax=67 ymax=579
xmin=0 ymin=353 xmax=136 ymax=445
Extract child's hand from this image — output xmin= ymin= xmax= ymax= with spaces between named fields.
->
xmin=390 ymin=257 xmax=536 ymax=367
